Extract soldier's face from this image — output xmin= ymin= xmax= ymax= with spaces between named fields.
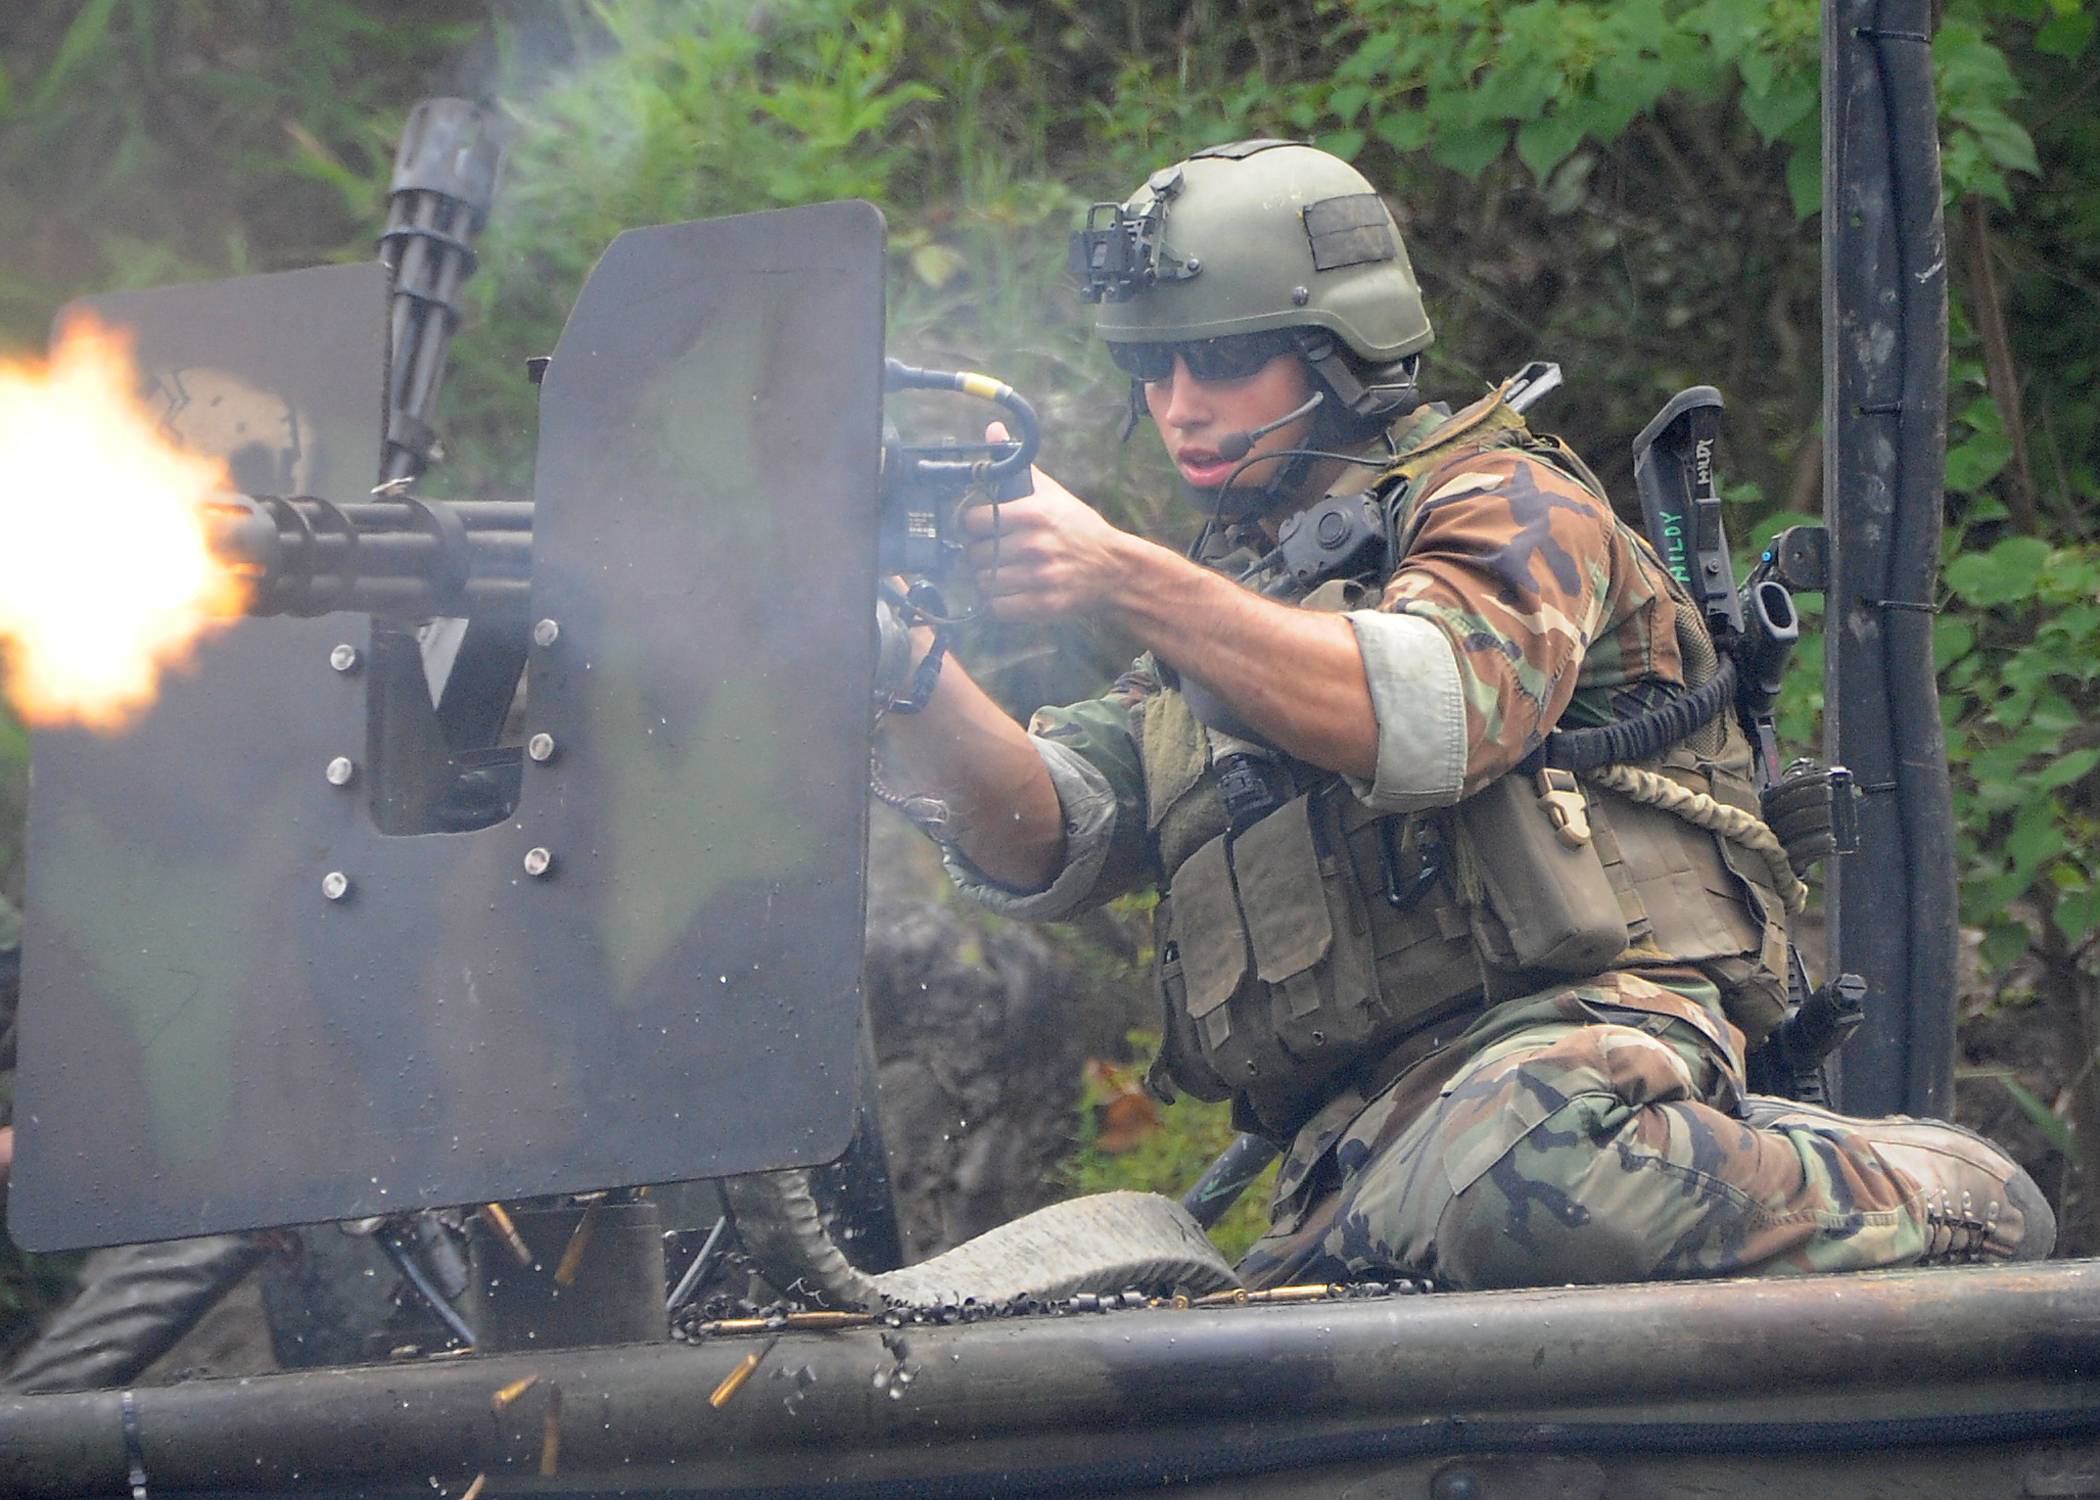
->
xmin=1143 ymin=352 xmax=1317 ymax=493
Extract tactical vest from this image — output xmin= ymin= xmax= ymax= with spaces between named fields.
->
xmin=1143 ymin=400 xmax=1792 ymax=1139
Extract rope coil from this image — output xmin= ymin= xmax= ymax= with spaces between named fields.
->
xmin=1584 ymin=762 xmax=1808 ymax=915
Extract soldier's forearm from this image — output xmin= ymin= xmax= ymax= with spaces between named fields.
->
xmin=876 ymin=649 xmax=1067 ymax=891
xmin=1100 ymin=534 xmax=1381 ymax=779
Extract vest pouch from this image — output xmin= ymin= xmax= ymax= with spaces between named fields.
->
xmin=1235 ymin=793 xmax=1383 ymax=1065
xmin=1338 ymin=806 xmax=1484 ymax=1030
xmin=1458 ymin=772 xmax=1628 ymax=975
xmin=1150 ymin=907 xmax=1233 ymax=1104
xmin=1159 ymin=832 xmax=1270 ymax=1089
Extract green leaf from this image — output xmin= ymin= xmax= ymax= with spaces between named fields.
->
xmin=2037 ymin=747 xmax=2100 ymax=792
xmin=2005 ymin=798 xmax=2067 ymax=875
xmin=1951 ymin=106 xmax=2042 ymax=180
xmin=1944 ymin=535 xmax=2052 ymax=606
xmin=28 ymin=0 xmax=119 ymax=113
xmin=1373 ymin=109 xmax=1434 ymax=155
xmin=2037 ymin=8 xmax=2096 ymax=58
xmin=1997 ymin=1074 xmax=2082 ymax=1162
xmin=1943 ymin=130 xmax=2013 ymax=209
xmin=1739 ymin=71 xmax=1815 ymax=144
xmin=1935 ymin=615 xmax=1977 ymax=671
xmin=1782 ymin=115 xmax=1822 ymax=220
xmin=1430 ymin=121 xmax=1512 ymax=179
xmin=1317 ymin=127 xmax=1366 ymax=161
xmin=1516 ymin=109 xmax=1588 ymax=185
xmin=2056 ymin=887 xmax=2100 ymax=948
xmin=1946 ymin=427 xmax=2014 ymax=494
xmin=1978 ymin=919 xmax=2032 ymax=970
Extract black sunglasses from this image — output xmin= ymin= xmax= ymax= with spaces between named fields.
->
xmin=1108 ymin=329 xmax=1302 ymax=384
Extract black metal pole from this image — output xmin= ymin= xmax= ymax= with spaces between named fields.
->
xmin=1822 ymin=0 xmax=1958 ymax=1117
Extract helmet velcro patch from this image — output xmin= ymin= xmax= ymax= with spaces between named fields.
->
xmin=1304 ymin=194 xmax=1398 ymax=271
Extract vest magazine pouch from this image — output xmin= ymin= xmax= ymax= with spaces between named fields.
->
xmin=1236 ymin=794 xmax=1333 ymax=982
xmin=1458 ymin=772 xmax=1628 ymax=975
xmin=1170 ymin=832 xmax=1250 ymax=1059
xmin=1236 ymin=793 xmax=1382 ymax=1063
xmin=1151 ymin=902 xmax=1233 ymax=1104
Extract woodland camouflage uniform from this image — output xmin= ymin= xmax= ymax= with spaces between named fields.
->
xmin=954 ymin=398 xmax=1958 ymax=1290
xmin=946 ymin=138 xmax=2049 ymax=1288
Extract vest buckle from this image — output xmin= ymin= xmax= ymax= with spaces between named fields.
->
xmin=1534 ymin=768 xmax=1593 ymax=848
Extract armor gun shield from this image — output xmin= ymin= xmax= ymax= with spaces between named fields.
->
xmin=7 ymin=201 xmax=888 ymax=1251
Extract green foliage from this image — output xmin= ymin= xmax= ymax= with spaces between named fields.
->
xmin=1939 ymin=12 xmax=2044 ymax=208
xmin=1938 ymin=530 xmax=2100 ymax=958
xmin=1321 ymin=1 xmax=1819 ymax=212
xmin=1058 ymin=1037 xmax=1277 ymax=1263
xmin=1319 ymin=0 xmax=2062 ymax=215
xmin=0 ymin=0 xmax=481 ymax=347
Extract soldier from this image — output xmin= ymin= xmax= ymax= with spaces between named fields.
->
xmin=875 ymin=140 xmax=2053 ymax=1290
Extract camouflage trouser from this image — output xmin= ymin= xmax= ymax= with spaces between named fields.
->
xmin=1236 ymin=970 xmax=1930 ymax=1291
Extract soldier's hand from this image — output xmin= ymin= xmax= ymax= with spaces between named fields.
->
xmin=962 ymin=423 xmax=1131 ymax=622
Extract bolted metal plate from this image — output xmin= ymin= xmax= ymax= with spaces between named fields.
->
xmin=9 ymin=202 xmax=886 ymax=1248
xmin=12 ymin=263 xmax=389 ymax=1247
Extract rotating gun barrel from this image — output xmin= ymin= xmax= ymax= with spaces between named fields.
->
xmin=201 ymin=492 xmax=533 ymax=622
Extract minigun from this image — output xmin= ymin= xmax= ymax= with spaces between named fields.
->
xmin=196 ymin=357 xmax=1043 ymax=626
xmin=193 ymin=365 xmax=1035 ymax=606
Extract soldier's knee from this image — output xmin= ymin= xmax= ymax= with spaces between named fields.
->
xmin=1433 ymin=1105 xmax=1661 ymax=1290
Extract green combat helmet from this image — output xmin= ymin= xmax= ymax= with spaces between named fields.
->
xmin=1070 ymin=140 xmax=1434 ymax=428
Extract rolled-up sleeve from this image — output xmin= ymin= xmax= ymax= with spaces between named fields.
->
xmin=1341 ymin=608 xmax=1468 ymax=813
xmin=941 ymin=738 xmax=1125 ymax=922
